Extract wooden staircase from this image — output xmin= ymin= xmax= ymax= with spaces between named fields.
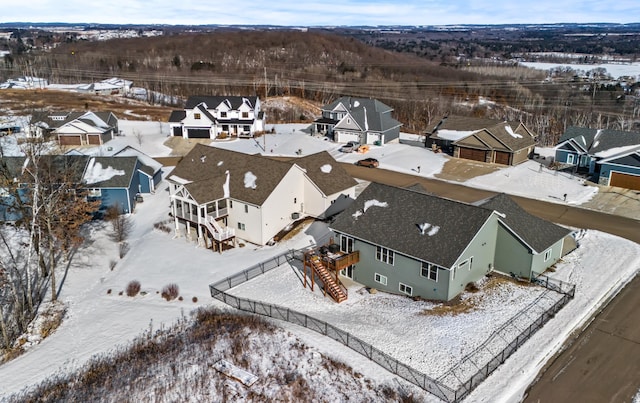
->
xmin=306 ymin=252 xmax=348 ymax=303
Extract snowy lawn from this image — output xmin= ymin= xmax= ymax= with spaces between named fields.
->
xmin=227 ymin=257 xmax=558 ymax=381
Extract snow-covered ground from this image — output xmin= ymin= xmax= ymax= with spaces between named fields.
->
xmin=0 ymin=122 xmax=638 ymax=402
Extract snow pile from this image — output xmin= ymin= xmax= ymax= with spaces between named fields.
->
xmin=363 ymin=199 xmax=388 ymax=212
xmin=244 ymin=171 xmax=257 ymax=189
xmin=83 ymin=158 xmax=125 ymax=184
xmin=418 ymin=223 xmax=440 ymax=236
xmin=504 ymin=124 xmax=522 ymax=138
xmin=223 ymin=170 xmax=230 ymax=198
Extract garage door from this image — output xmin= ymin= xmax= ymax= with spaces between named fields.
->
xmin=459 ymin=147 xmax=486 ymax=162
xmin=187 ymin=128 xmax=211 ymax=139
xmin=494 ymin=151 xmax=511 ymax=165
xmin=610 ymin=171 xmax=640 ymax=191
xmin=59 ymin=135 xmax=82 ymax=146
xmin=87 ymin=134 xmax=102 ymax=145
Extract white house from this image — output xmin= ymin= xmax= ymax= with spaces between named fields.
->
xmin=168 ymin=96 xmax=266 ymax=139
xmin=167 ymin=144 xmax=357 ymax=251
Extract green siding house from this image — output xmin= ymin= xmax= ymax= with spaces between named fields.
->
xmin=330 ymin=183 xmax=572 ymax=301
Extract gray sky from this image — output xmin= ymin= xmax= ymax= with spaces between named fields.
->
xmin=3 ymin=1 xmax=639 ymax=26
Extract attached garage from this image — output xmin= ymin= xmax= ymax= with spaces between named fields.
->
xmin=458 ymin=147 xmax=486 ymax=162
xmin=187 ymin=128 xmax=211 ymax=139
xmin=494 ymin=151 xmax=511 ymax=165
xmin=59 ymin=135 xmax=82 ymax=146
xmin=87 ymin=134 xmax=102 ymax=145
xmin=609 ymin=171 xmax=640 ymax=191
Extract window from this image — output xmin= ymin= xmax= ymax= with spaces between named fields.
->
xmin=244 ymin=205 xmax=249 ymax=213
xmin=399 ymin=283 xmax=413 ymax=296
xmin=544 ymin=249 xmax=552 ymax=262
xmin=340 ymin=235 xmax=354 ymax=253
xmin=220 ymin=111 xmax=227 ymax=118
xmin=294 ymin=197 xmax=297 ymax=204
xmin=374 ymin=273 xmax=387 ymax=286
xmin=222 ymin=125 xmax=229 ymax=132
xmin=242 ymin=112 xmax=249 ymax=118
xmin=458 ymin=257 xmax=473 ymax=272
xmin=237 ymin=222 xmax=245 ymax=230
xmin=421 ymin=262 xmax=438 ymax=281
xmin=376 ymin=246 xmax=394 ymax=265
xmin=243 ymin=125 xmax=251 ymax=132
xmin=229 ymin=200 xmax=233 ymax=208
xmin=194 ymin=113 xmax=201 ymax=120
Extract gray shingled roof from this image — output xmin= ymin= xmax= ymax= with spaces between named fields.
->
xmin=168 ymin=110 xmax=186 ymax=122
xmin=559 ymin=126 xmax=640 ymax=155
xmin=326 ymin=97 xmax=401 ymax=133
xmin=428 ymin=115 xmax=501 ymax=134
xmin=294 ymin=151 xmax=357 ymax=197
xmin=478 ymin=193 xmax=571 ymax=253
xmin=185 ymin=96 xmax=258 ymax=110
xmin=600 ymin=150 xmax=640 ymax=167
xmin=330 ymin=182 xmax=494 ymax=268
xmin=1 ymin=155 xmax=90 ymax=184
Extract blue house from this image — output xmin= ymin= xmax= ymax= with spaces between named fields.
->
xmin=112 ymin=146 xmax=163 ymax=194
xmin=555 ymin=126 xmax=640 ymax=189
xmin=0 ymin=154 xmax=161 ymax=220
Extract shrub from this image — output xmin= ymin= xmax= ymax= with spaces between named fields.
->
xmin=109 ymin=260 xmax=117 ymax=271
xmin=126 ymin=280 xmax=141 ymax=297
xmin=161 ymin=284 xmax=179 ymax=301
xmin=107 ymin=289 xmax=112 ymax=295
xmin=118 ymin=291 xmax=123 ymax=296
xmin=192 ymin=296 xmax=198 ymax=303
xmin=178 ymin=296 xmax=183 ymax=301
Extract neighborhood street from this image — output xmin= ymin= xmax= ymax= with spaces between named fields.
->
xmin=341 ymin=163 xmax=640 ymax=402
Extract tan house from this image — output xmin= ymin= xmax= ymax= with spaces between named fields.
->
xmin=48 ymin=111 xmax=119 ymax=146
xmin=426 ymin=115 xmax=536 ymax=165
xmin=167 ymin=144 xmax=357 ymax=251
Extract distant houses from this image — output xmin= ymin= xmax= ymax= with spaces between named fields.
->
xmin=168 ymin=96 xmax=266 ymax=139
xmin=29 ymin=110 xmax=119 ymax=146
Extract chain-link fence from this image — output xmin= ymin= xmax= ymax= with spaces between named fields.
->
xmin=210 ymin=250 xmax=575 ymax=403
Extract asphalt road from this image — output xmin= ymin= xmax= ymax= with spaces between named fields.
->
xmin=342 ymin=164 xmax=640 ymax=403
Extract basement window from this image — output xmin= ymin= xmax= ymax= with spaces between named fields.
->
xmin=399 ymin=283 xmax=413 ymax=296
xmin=374 ymin=273 xmax=387 ymax=286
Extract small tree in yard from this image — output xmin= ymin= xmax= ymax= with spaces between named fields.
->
xmin=106 ymin=205 xmax=134 ymax=259
xmin=126 ymin=280 xmax=141 ymax=297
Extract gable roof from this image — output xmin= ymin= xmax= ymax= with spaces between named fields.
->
xmin=185 ymin=96 xmax=259 ymax=110
xmin=168 ymin=144 xmax=295 ymax=206
xmin=430 ymin=116 xmax=535 ymax=151
xmin=327 ymin=97 xmax=402 ymax=133
xmin=598 ymin=150 xmax=640 ymax=167
xmin=478 ymin=193 xmax=571 ymax=253
xmin=559 ymin=126 xmax=640 ymax=157
xmin=330 ymin=182 xmax=495 ymax=268
xmin=168 ymin=145 xmax=356 ymax=206
xmin=83 ymin=156 xmax=137 ymax=189
xmin=113 ymin=146 xmax=163 ymax=176
xmin=168 ymin=110 xmax=186 ymax=123
xmin=294 ymin=151 xmax=358 ymax=196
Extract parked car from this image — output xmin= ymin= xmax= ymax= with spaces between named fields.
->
xmin=339 ymin=141 xmax=360 ymax=153
xmin=356 ymin=158 xmax=379 ymax=168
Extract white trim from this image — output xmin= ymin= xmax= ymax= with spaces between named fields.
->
xmin=543 ymin=248 xmax=552 ymax=262
xmin=399 ymin=282 xmax=413 ymax=296
xmin=374 ymin=272 xmax=387 ymax=286
xmin=421 ymin=262 xmax=439 ymax=282
xmin=607 ymin=169 xmax=640 ymax=187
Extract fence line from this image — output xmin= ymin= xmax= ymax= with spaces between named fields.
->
xmin=209 ymin=250 xmax=575 ymax=403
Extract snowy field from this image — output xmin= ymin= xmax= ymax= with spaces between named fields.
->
xmin=520 ymin=61 xmax=640 ymax=79
xmin=0 ymin=181 xmax=638 ymax=401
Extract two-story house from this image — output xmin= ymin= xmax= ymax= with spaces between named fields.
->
xmin=168 ymin=95 xmax=266 ymax=139
xmin=167 ymin=144 xmax=357 ymax=252
xmin=313 ymin=97 xmax=402 ymax=145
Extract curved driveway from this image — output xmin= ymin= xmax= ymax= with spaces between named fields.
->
xmin=342 ymin=163 xmax=640 ymax=403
